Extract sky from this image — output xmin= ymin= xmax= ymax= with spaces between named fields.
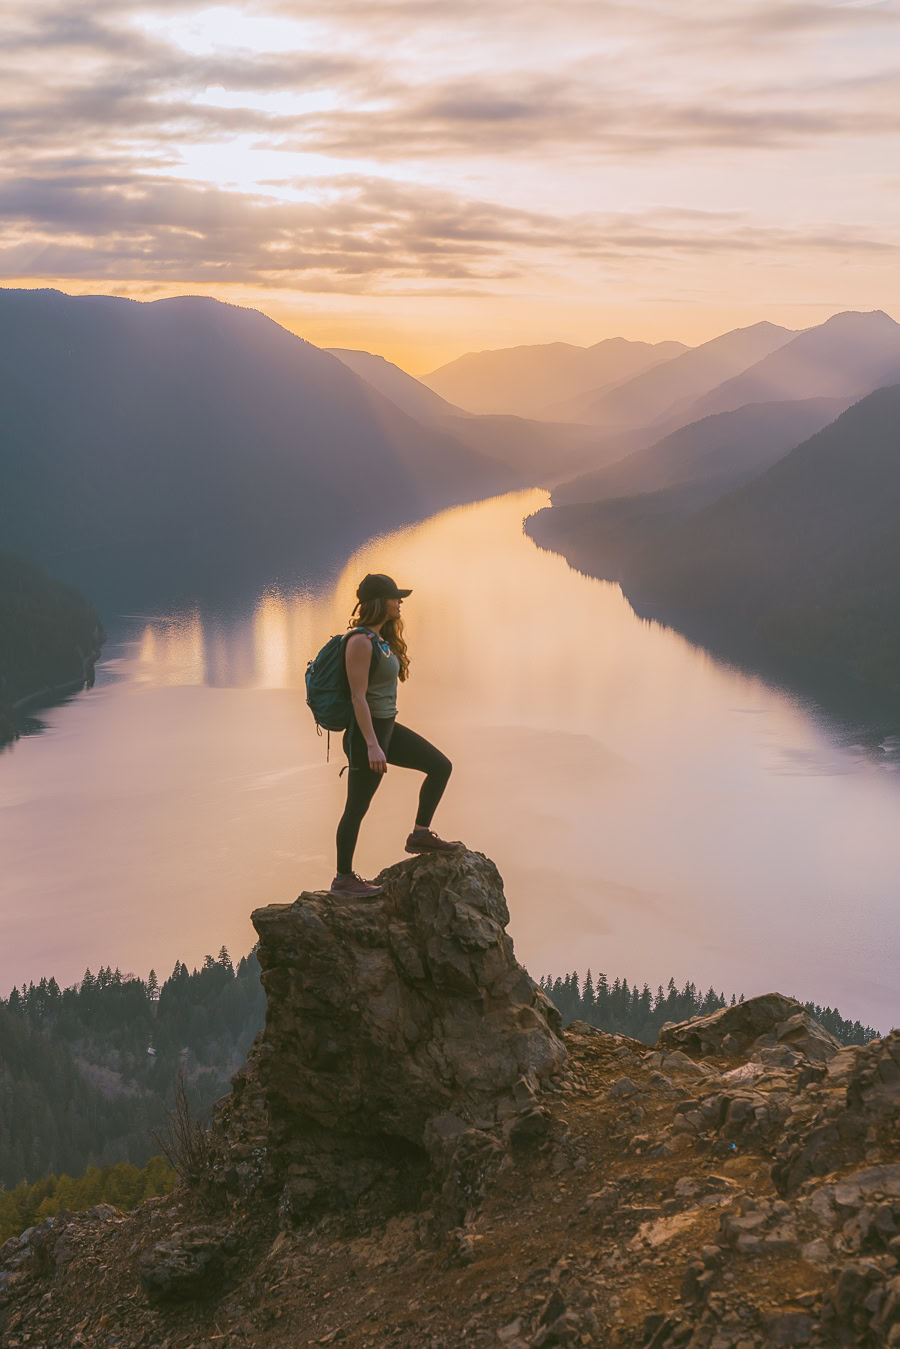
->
xmin=2 ymin=0 xmax=899 ymax=370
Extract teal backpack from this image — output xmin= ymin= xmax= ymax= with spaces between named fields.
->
xmin=305 ymin=627 xmax=380 ymax=746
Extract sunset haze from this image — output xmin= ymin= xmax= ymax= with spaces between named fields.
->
xmin=3 ymin=0 xmax=899 ymax=367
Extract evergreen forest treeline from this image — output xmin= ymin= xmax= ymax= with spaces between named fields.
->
xmin=0 ymin=1157 xmax=175 ymax=1245
xmin=539 ymin=971 xmax=883 ymax=1046
xmin=2 ymin=951 xmax=883 ymax=1193
xmin=0 ymin=551 xmax=104 ymax=746
xmin=0 ymin=949 xmax=265 ymax=1190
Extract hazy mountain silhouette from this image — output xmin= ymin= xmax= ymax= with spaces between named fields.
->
xmin=626 ymin=385 xmax=900 ymax=717
xmin=565 ymin=321 xmax=797 ymax=431
xmin=529 ymin=383 xmax=900 ymax=721
xmin=421 ymin=337 xmax=688 ymax=418
xmin=678 ymin=310 xmax=900 ymax=425
xmin=0 ymin=290 xmax=517 ymax=611
xmin=328 ymin=346 xmax=615 ymax=485
xmin=328 ymin=347 xmax=464 ymax=424
xmin=0 ymin=552 xmax=104 ymax=746
xmin=552 ymin=396 xmax=850 ymax=505
xmin=527 ymin=480 xmax=726 ymax=588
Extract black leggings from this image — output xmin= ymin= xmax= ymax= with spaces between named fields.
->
xmin=335 ymin=717 xmax=452 ymax=874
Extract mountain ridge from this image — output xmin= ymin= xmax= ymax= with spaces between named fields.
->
xmin=680 ymin=309 xmax=900 ymax=424
xmin=551 ymin=394 xmax=851 ymax=506
xmin=421 ymin=335 xmax=689 ymax=418
xmin=564 ymin=320 xmax=798 ymax=432
xmin=531 ymin=382 xmax=900 ymax=726
xmin=328 ymin=344 xmax=623 ymax=485
xmin=0 ymin=289 xmax=518 ymax=610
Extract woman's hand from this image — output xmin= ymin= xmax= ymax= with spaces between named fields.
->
xmin=367 ymin=740 xmax=388 ymax=774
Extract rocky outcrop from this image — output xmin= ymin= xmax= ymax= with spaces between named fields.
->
xmin=659 ymin=992 xmax=843 ymax=1067
xmin=772 ymin=1029 xmax=900 ymax=1197
xmin=207 ymin=848 xmax=566 ymax=1226
xmin=1 ymin=853 xmax=896 ymax=1349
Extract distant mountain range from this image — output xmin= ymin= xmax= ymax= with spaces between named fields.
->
xmin=8 ymin=288 xmax=900 ymax=726
xmin=627 ymin=383 xmax=900 ymax=692
xmin=683 ymin=309 xmax=900 ymax=423
xmin=421 ymin=337 xmax=688 ymax=418
xmin=0 ymin=290 xmax=520 ymax=610
xmin=561 ymin=321 xmax=797 ymax=432
xmin=329 ymin=348 xmax=464 ymax=424
xmin=552 ymin=395 xmax=851 ymax=505
xmin=328 ymin=346 xmax=610 ymax=485
xmin=529 ymin=377 xmax=900 ymax=724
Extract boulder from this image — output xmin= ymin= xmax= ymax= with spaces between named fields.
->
xmin=658 ymin=993 xmax=841 ymax=1064
xmin=209 ymin=849 xmax=566 ymax=1223
xmin=772 ymin=1031 xmax=900 ymax=1196
xmin=139 ymin=1226 xmax=238 ymax=1306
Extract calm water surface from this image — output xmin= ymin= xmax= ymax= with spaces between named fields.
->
xmin=2 ymin=490 xmax=898 ymax=1030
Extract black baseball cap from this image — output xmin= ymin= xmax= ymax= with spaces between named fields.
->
xmin=355 ymin=573 xmax=412 ymax=603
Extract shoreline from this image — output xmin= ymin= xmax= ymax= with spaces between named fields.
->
xmin=524 ymin=506 xmax=900 ymax=748
xmin=1 ymin=633 xmax=105 ymax=750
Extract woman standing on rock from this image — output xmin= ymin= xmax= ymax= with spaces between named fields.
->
xmin=331 ymin=573 xmax=461 ymax=897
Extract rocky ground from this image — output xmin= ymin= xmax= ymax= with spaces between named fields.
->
xmin=2 ymin=850 xmax=898 ymax=1349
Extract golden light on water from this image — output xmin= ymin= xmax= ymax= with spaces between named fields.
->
xmin=4 ymin=492 xmax=898 ymax=1030
xmin=137 ymin=613 xmax=207 ymax=685
xmin=252 ymin=594 xmax=292 ymax=689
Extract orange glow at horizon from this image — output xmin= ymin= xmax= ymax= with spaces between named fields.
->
xmin=4 ymin=275 xmax=892 ymax=375
xmin=3 ymin=0 xmax=898 ymax=372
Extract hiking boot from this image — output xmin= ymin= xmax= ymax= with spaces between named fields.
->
xmin=329 ymin=871 xmax=383 ymax=897
xmin=404 ymin=827 xmax=463 ymax=855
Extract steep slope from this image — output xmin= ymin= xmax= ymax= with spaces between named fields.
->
xmin=3 ymin=850 xmax=897 ymax=1349
xmin=683 ymin=309 xmax=900 ymax=423
xmin=327 ymin=347 xmax=465 ymax=423
xmin=328 ymin=345 xmax=621 ymax=485
xmin=552 ymin=395 xmax=849 ymax=505
xmin=421 ymin=336 xmax=688 ymax=418
xmin=568 ymin=321 xmax=797 ymax=431
xmin=526 ymin=481 xmax=725 ymax=588
xmin=626 ymin=383 xmax=900 ymax=708
xmin=0 ymin=289 xmax=516 ymax=611
xmin=0 ymin=553 xmax=104 ymax=746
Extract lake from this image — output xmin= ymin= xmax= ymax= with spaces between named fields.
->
xmin=1 ymin=489 xmax=898 ymax=1031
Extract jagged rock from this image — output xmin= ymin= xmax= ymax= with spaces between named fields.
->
xmin=820 ymin=1257 xmax=900 ymax=1343
xmin=209 ymin=849 xmax=566 ymax=1225
xmin=531 ymin=1283 xmax=600 ymax=1347
xmin=772 ymin=1031 xmax=900 ymax=1196
xmin=139 ymin=1225 xmax=239 ymax=1305
xmin=658 ymin=994 xmax=841 ymax=1064
xmin=3 ymin=848 xmax=897 ymax=1349
xmin=0 ymin=1206 xmax=125 ymax=1301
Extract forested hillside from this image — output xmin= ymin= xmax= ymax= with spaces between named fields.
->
xmin=624 ymin=382 xmax=900 ymax=715
xmin=529 ymin=382 xmax=900 ymax=729
xmin=0 ymin=552 xmax=104 ymax=746
xmin=2 ymin=940 xmax=883 ymax=1192
xmin=0 ymin=288 xmax=518 ymax=610
xmin=0 ymin=1157 xmax=174 ymax=1244
xmin=0 ymin=950 xmax=265 ymax=1188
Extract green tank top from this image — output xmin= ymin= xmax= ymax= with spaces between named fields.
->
xmin=362 ymin=632 xmax=400 ymax=718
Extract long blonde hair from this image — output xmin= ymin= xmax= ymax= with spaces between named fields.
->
xmin=351 ymin=597 xmax=410 ymax=681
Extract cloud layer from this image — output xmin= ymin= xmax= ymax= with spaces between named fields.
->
xmin=2 ymin=0 xmax=899 ymax=351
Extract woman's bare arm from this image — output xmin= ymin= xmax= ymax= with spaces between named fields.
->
xmin=345 ymin=634 xmax=387 ymax=774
